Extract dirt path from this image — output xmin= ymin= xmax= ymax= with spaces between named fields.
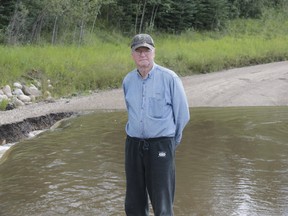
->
xmin=182 ymin=61 xmax=288 ymax=107
xmin=1 ymin=61 xmax=288 ymax=125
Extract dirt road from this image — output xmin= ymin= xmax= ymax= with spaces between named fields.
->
xmin=182 ymin=61 xmax=288 ymax=107
xmin=0 ymin=61 xmax=287 ymax=125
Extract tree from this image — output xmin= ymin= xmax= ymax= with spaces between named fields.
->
xmin=5 ymin=0 xmax=29 ymax=44
xmin=0 ymin=0 xmax=17 ymax=30
xmin=194 ymin=0 xmax=229 ymax=30
xmin=156 ymin=0 xmax=198 ymax=33
xmin=1 ymin=0 xmax=286 ymax=44
xmin=227 ymin=0 xmax=273 ymax=19
xmin=0 ymin=0 xmax=17 ymax=42
xmin=147 ymin=0 xmax=161 ymax=31
xmin=45 ymin=0 xmax=71 ymax=44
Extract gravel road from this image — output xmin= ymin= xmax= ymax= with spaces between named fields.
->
xmin=1 ymin=61 xmax=287 ymax=125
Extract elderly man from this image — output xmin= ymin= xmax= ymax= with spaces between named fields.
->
xmin=122 ymin=33 xmax=190 ymax=216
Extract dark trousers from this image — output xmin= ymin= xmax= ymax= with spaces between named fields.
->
xmin=125 ymin=135 xmax=176 ymax=216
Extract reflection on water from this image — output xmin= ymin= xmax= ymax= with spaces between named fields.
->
xmin=0 ymin=107 xmax=288 ymax=216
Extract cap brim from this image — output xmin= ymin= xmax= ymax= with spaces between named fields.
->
xmin=131 ymin=43 xmax=154 ymax=51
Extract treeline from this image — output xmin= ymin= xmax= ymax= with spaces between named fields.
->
xmin=0 ymin=0 xmax=287 ymax=45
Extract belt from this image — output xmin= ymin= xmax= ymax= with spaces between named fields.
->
xmin=127 ymin=135 xmax=173 ymax=142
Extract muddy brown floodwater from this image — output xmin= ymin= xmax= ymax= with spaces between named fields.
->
xmin=1 ymin=107 xmax=288 ymax=215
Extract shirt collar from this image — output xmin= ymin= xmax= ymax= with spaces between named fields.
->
xmin=137 ymin=63 xmax=156 ymax=79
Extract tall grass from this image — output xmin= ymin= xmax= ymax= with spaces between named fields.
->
xmin=1 ymin=10 xmax=288 ymax=98
xmin=156 ymin=35 xmax=288 ymax=75
xmin=0 ymin=39 xmax=133 ymax=96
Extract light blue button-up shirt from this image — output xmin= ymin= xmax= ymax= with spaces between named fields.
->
xmin=123 ymin=63 xmax=190 ymax=145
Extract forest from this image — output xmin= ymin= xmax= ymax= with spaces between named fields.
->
xmin=1 ymin=0 xmax=288 ymax=105
xmin=1 ymin=0 xmax=288 ymax=45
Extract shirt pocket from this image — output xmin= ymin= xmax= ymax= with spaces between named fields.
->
xmin=148 ymin=97 xmax=166 ymax=118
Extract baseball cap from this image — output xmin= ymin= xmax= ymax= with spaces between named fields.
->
xmin=131 ymin=34 xmax=155 ymax=51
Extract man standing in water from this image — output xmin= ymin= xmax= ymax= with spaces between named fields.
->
xmin=122 ymin=33 xmax=190 ymax=215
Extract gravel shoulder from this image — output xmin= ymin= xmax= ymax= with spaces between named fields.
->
xmin=1 ymin=61 xmax=288 ymax=126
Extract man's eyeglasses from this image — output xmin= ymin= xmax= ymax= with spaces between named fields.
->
xmin=133 ymin=49 xmax=152 ymax=56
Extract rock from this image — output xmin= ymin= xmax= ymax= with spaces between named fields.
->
xmin=22 ymin=85 xmax=32 ymax=95
xmin=12 ymin=97 xmax=25 ymax=107
xmin=18 ymin=94 xmax=31 ymax=103
xmin=47 ymin=80 xmax=54 ymax=89
xmin=30 ymin=89 xmax=42 ymax=97
xmin=0 ymin=78 xmax=50 ymax=111
xmin=0 ymin=95 xmax=8 ymax=102
xmin=5 ymin=103 xmax=15 ymax=110
xmin=13 ymin=88 xmax=24 ymax=96
xmin=30 ymin=95 xmax=36 ymax=101
xmin=45 ymin=91 xmax=51 ymax=97
xmin=29 ymin=84 xmax=42 ymax=97
xmin=2 ymin=85 xmax=12 ymax=98
xmin=13 ymin=82 xmax=23 ymax=89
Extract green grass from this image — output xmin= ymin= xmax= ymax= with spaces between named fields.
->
xmin=0 ymin=41 xmax=133 ymax=97
xmin=1 ymin=13 xmax=288 ymax=98
xmin=156 ymin=35 xmax=288 ymax=75
xmin=0 ymin=99 xmax=9 ymax=111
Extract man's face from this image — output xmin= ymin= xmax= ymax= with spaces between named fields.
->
xmin=131 ymin=47 xmax=155 ymax=68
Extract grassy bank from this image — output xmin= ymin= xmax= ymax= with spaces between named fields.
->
xmin=1 ymin=15 xmax=288 ymax=98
